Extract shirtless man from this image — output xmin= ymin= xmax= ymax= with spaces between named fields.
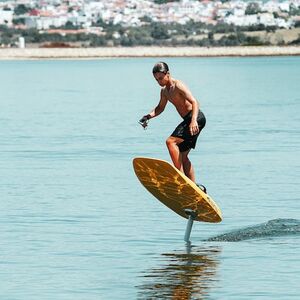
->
xmin=140 ymin=62 xmax=206 ymax=184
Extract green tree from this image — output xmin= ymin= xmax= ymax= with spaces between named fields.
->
xmin=245 ymin=2 xmax=261 ymax=15
xmin=289 ymin=4 xmax=300 ymax=16
xmin=13 ymin=18 xmax=25 ymax=25
xmin=243 ymin=35 xmax=265 ymax=46
xmin=150 ymin=23 xmax=170 ymax=40
xmin=154 ymin=0 xmax=180 ymax=4
xmin=218 ymin=34 xmax=240 ymax=46
xmin=90 ymin=35 xmax=106 ymax=46
xmin=64 ymin=21 xmax=78 ymax=29
xmin=120 ymin=35 xmax=136 ymax=46
xmin=14 ymin=4 xmax=30 ymax=15
xmin=208 ymin=31 xmax=214 ymax=41
xmin=140 ymin=15 xmax=152 ymax=24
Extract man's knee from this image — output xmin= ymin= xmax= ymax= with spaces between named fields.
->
xmin=166 ymin=137 xmax=176 ymax=148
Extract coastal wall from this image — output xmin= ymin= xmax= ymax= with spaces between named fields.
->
xmin=0 ymin=46 xmax=300 ymax=59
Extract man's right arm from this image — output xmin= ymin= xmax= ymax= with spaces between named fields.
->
xmin=145 ymin=89 xmax=168 ymax=120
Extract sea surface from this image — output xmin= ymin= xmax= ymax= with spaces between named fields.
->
xmin=0 ymin=57 xmax=299 ymax=299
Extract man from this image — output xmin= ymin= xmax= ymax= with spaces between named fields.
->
xmin=139 ymin=62 xmax=206 ymax=185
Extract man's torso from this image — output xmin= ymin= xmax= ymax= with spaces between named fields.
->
xmin=162 ymin=79 xmax=193 ymax=118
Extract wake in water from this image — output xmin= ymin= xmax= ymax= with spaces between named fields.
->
xmin=206 ymin=218 xmax=300 ymax=242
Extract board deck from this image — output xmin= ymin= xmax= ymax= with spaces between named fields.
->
xmin=133 ymin=157 xmax=222 ymax=223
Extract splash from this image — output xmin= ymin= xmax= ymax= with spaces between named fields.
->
xmin=206 ymin=219 xmax=300 ymax=242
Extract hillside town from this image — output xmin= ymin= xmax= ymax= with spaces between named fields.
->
xmin=0 ymin=0 xmax=300 ymax=31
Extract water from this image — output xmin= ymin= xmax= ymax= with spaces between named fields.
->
xmin=0 ymin=57 xmax=299 ymax=299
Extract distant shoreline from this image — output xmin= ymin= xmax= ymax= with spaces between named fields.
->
xmin=0 ymin=46 xmax=300 ymax=59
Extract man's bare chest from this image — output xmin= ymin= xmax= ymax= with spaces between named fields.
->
xmin=164 ymin=86 xmax=182 ymax=103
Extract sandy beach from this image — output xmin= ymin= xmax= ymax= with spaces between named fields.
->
xmin=0 ymin=46 xmax=299 ymax=59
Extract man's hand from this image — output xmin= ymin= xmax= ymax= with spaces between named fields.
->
xmin=189 ymin=120 xmax=199 ymax=136
xmin=139 ymin=115 xmax=150 ymax=129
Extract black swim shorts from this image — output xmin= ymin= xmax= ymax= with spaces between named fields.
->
xmin=171 ymin=110 xmax=206 ymax=152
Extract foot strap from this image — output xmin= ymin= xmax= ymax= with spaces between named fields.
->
xmin=197 ymin=184 xmax=207 ymax=194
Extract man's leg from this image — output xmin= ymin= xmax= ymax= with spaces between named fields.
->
xmin=181 ymin=150 xmax=196 ymax=182
xmin=166 ymin=136 xmax=184 ymax=172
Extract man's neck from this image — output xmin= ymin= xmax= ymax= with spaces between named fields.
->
xmin=165 ymin=78 xmax=174 ymax=90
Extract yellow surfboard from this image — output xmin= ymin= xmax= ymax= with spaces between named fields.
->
xmin=133 ymin=157 xmax=222 ymax=223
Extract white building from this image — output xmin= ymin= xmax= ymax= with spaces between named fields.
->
xmin=279 ymin=2 xmax=290 ymax=12
xmin=262 ymin=1 xmax=280 ymax=13
xmin=36 ymin=17 xmax=53 ymax=29
xmin=225 ymin=14 xmax=258 ymax=26
xmin=0 ymin=9 xmax=13 ymax=26
xmin=232 ymin=8 xmax=245 ymax=17
xmin=259 ymin=13 xmax=276 ymax=26
xmin=275 ymin=17 xmax=291 ymax=28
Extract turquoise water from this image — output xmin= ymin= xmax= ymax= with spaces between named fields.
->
xmin=0 ymin=57 xmax=299 ymax=299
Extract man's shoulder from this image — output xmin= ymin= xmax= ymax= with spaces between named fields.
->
xmin=174 ymin=79 xmax=186 ymax=89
